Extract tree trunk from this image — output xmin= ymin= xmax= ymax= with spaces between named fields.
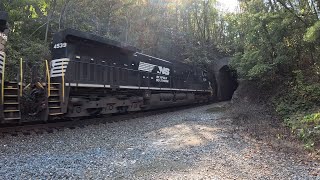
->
xmin=59 ymin=0 xmax=70 ymax=30
xmin=45 ymin=0 xmax=57 ymax=42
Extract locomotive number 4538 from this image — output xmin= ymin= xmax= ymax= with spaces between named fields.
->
xmin=54 ymin=43 xmax=67 ymax=49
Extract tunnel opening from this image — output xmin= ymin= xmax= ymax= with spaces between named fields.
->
xmin=217 ymin=65 xmax=238 ymax=101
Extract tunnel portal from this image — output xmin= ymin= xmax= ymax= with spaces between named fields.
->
xmin=216 ymin=65 xmax=238 ymax=101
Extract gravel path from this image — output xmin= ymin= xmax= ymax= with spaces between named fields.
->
xmin=0 ymin=102 xmax=319 ymax=179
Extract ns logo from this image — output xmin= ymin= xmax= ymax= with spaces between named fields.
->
xmin=157 ymin=66 xmax=170 ymax=76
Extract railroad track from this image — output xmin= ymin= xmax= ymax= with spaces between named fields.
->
xmin=0 ymin=104 xmax=208 ymax=138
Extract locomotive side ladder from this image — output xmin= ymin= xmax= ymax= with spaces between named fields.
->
xmin=45 ymin=60 xmax=64 ymax=117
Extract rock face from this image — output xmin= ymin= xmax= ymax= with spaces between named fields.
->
xmin=231 ymin=80 xmax=249 ymax=104
xmin=231 ymin=80 xmax=266 ymax=105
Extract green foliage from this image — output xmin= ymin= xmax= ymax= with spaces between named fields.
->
xmin=1 ymin=0 xmax=227 ymax=75
xmin=1 ymin=0 xmax=50 ymax=82
xmin=228 ymin=1 xmax=319 ymax=84
xmin=303 ymin=113 xmax=320 ymax=125
xmin=226 ymin=0 xmax=320 ymax=149
xmin=5 ymin=33 xmax=50 ymax=81
xmin=284 ymin=112 xmax=320 ymax=150
xmin=274 ymin=71 xmax=320 ymax=149
xmin=304 ymin=21 xmax=320 ymax=43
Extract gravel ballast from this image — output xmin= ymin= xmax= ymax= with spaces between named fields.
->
xmin=0 ymin=102 xmax=319 ymax=179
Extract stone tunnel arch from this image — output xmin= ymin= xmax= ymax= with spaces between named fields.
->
xmin=211 ymin=57 xmax=238 ymax=101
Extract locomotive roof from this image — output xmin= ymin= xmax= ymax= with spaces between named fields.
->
xmin=53 ymin=29 xmax=200 ymax=70
xmin=134 ymin=52 xmax=172 ymax=64
xmin=53 ymin=28 xmax=139 ymax=53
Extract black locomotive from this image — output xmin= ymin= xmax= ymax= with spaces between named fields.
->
xmin=45 ymin=29 xmax=212 ymax=120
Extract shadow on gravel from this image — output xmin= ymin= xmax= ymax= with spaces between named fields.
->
xmin=228 ymin=103 xmax=300 ymax=152
xmin=136 ymin=105 xmax=316 ymax=179
xmin=137 ymin=117 xmax=260 ymax=178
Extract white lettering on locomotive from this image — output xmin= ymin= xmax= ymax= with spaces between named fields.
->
xmin=157 ymin=66 xmax=170 ymax=76
xmin=53 ymin=43 xmax=67 ymax=49
xmin=156 ymin=75 xmax=169 ymax=83
xmin=138 ymin=62 xmax=170 ymax=83
xmin=138 ymin=62 xmax=170 ymax=75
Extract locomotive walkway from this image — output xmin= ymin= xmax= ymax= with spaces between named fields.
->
xmin=0 ymin=102 xmax=319 ymax=179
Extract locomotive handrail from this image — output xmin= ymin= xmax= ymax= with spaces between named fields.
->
xmin=20 ymin=58 xmax=23 ymax=96
xmin=45 ymin=60 xmax=50 ymax=97
xmin=61 ymin=59 xmax=65 ymax=102
xmin=1 ymin=52 xmax=5 ymax=105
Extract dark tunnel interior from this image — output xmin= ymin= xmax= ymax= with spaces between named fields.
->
xmin=216 ymin=65 xmax=238 ymax=101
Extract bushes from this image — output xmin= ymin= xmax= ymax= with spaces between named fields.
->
xmin=274 ymin=71 xmax=320 ymax=149
xmin=284 ymin=112 xmax=320 ymax=150
xmin=225 ymin=0 xmax=320 ymax=151
xmin=5 ymin=32 xmax=50 ymax=82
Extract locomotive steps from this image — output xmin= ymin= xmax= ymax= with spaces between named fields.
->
xmin=48 ymin=83 xmax=64 ymax=116
xmin=2 ymin=82 xmax=21 ymax=123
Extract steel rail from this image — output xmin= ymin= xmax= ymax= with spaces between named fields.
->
xmin=0 ymin=103 xmax=208 ymax=138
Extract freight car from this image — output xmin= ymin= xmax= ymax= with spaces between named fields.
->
xmin=41 ymin=29 xmax=212 ymax=120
